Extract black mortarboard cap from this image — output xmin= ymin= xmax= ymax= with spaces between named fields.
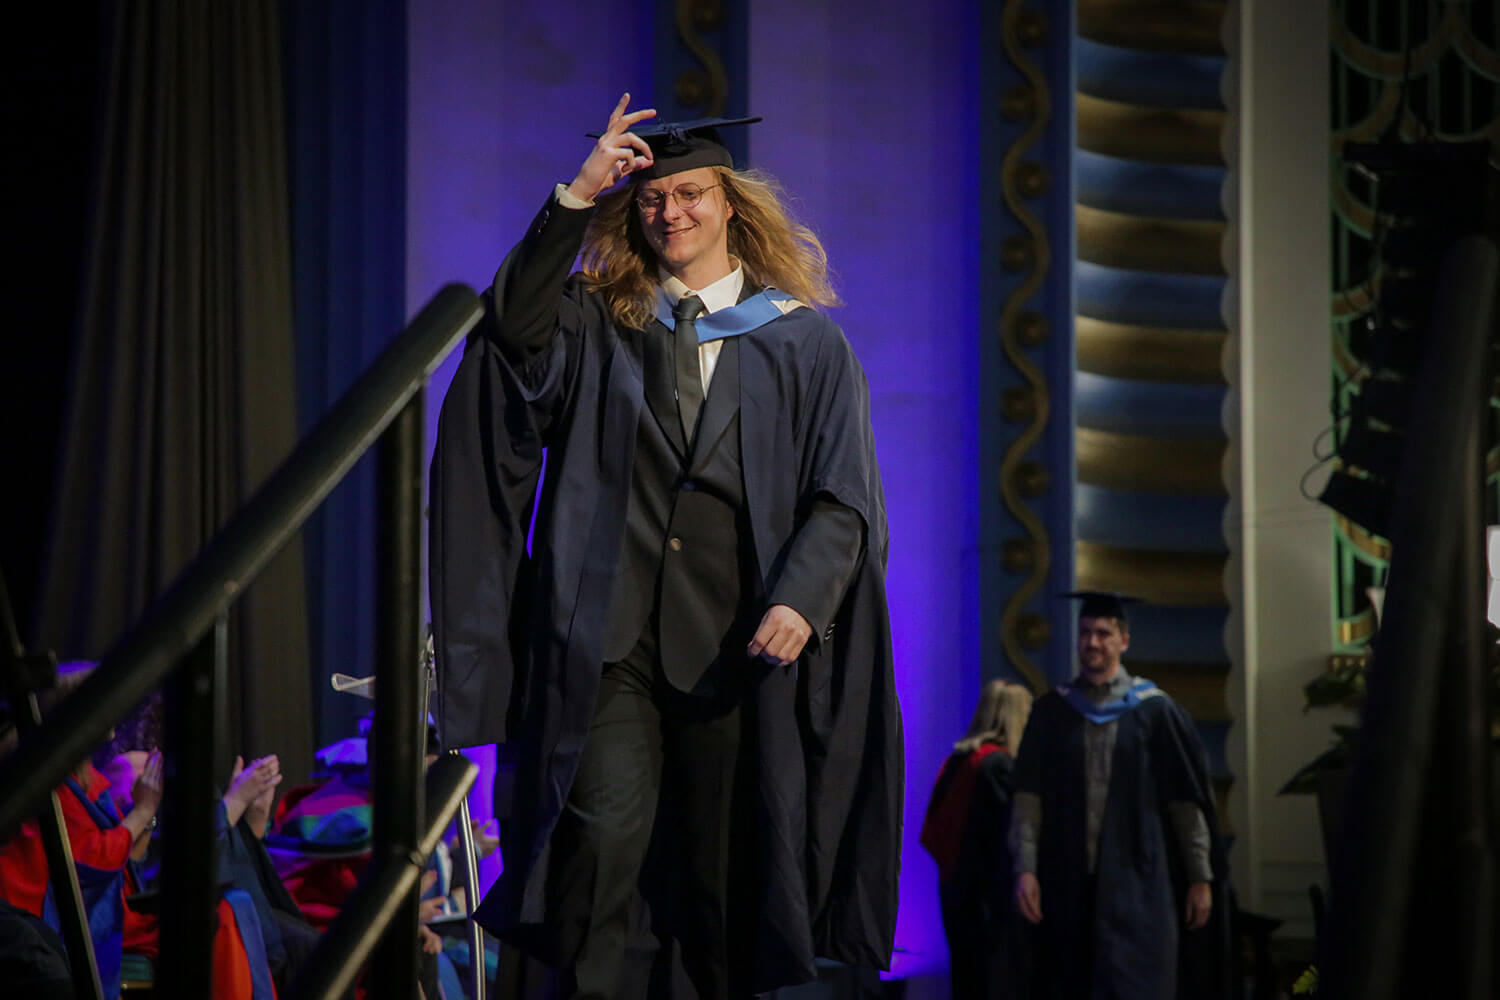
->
xmin=588 ymin=115 xmax=761 ymax=180
xmin=1061 ymin=590 xmax=1142 ymax=623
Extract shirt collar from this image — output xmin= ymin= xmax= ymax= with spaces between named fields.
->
xmin=1072 ymin=666 xmax=1134 ymax=700
xmin=658 ymin=262 xmax=744 ymax=316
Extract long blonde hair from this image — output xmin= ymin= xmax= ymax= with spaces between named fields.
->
xmin=953 ymin=679 xmax=1034 ymax=755
xmin=580 ymin=166 xmax=841 ymax=329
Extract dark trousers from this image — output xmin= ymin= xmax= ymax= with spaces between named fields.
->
xmin=1038 ymin=873 xmax=1096 ymax=1000
xmin=938 ymin=880 xmax=988 ymax=1000
xmin=545 ymin=633 xmax=743 ymax=1000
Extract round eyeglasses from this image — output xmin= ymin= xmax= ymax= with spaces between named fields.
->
xmin=635 ymin=183 xmax=721 ymax=213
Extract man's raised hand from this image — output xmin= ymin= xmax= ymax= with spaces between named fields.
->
xmin=131 ymin=750 xmax=164 ymax=816
xmin=568 ymin=93 xmax=655 ymax=204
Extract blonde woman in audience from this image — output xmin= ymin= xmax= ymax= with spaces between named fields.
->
xmin=921 ymin=679 xmax=1034 ymax=999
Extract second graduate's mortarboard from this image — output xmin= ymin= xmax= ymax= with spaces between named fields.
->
xmin=1061 ymin=590 xmax=1143 ymax=624
xmin=588 ymin=115 xmax=762 ymax=180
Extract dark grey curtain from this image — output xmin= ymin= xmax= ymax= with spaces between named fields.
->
xmin=283 ymin=0 xmax=408 ymax=753
xmin=37 ymin=0 xmax=312 ymax=779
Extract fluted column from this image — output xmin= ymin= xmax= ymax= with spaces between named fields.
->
xmin=1072 ymin=0 xmax=1235 ymax=830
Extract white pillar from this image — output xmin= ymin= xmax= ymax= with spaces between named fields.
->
xmin=1223 ymin=0 xmax=1348 ymax=938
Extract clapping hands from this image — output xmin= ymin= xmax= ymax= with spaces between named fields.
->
xmin=225 ymin=753 xmax=282 ymax=834
xmin=130 ymin=749 xmax=164 ymax=815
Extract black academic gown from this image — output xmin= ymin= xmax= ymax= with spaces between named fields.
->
xmin=429 ymin=199 xmax=903 ymax=993
xmin=1014 ymin=688 xmax=1232 ymax=1000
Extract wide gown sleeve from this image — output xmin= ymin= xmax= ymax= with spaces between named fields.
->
xmin=767 ymin=499 xmax=863 ymax=645
xmin=491 ymin=192 xmax=595 ymax=361
xmin=431 ymin=190 xmax=594 ymax=750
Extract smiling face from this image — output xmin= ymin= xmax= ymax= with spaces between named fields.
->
xmin=1077 ymin=615 xmax=1129 ymax=682
xmin=636 ymin=166 xmax=735 ymax=289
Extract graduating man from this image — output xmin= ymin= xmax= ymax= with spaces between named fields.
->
xmin=1010 ymin=593 xmax=1231 ymax=1000
xmin=430 ymin=95 xmax=902 ymax=999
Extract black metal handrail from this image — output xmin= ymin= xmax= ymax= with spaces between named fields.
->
xmin=0 ymin=283 xmax=484 ymax=997
xmin=0 ymin=283 xmax=480 ymax=831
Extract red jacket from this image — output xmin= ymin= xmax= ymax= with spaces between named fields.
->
xmin=0 ymin=764 xmax=134 ymax=915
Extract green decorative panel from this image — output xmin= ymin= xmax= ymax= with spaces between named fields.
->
xmin=1328 ymin=0 xmax=1498 ymax=652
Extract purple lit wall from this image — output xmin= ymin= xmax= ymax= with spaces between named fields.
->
xmin=747 ymin=2 xmax=980 ymax=978
xmin=407 ymin=0 xmax=651 ymax=896
xmin=408 ymin=0 xmax=979 ymax=978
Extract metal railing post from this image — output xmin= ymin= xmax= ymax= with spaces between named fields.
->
xmin=38 ymin=785 xmax=106 ymax=1000
xmin=455 ymin=782 xmax=487 ymax=1000
xmin=371 ymin=392 xmax=425 ymax=997
xmin=158 ymin=613 xmax=226 ymax=996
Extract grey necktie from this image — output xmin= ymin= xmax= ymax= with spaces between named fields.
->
xmin=673 ymin=295 xmax=707 ymax=441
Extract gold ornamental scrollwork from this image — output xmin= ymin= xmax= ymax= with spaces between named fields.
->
xmin=1002 ymin=85 xmax=1036 ymax=121
xmin=1003 ymin=386 xmax=1039 ymax=423
xmin=674 ymin=0 xmax=728 ymax=115
xmin=998 ymin=0 xmax=1053 ymax=695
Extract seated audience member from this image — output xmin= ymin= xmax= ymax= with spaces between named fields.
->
xmin=221 ymin=753 xmax=325 ymax=993
xmin=268 ymin=715 xmax=453 ymax=999
xmin=0 ymin=663 xmax=164 ymax=998
xmin=0 ymin=665 xmax=273 ymax=999
xmin=0 ymin=734 xmax=270 ymax=998
xmin=424 ymin=814 xmax=502 ymax=998
xmin=109 ymin=747 xmax=323 ymax=996
xmin=921 ymin=679 xmax=1034 ymax=1000
xmin=0 ymin=898 xmax=75 ymax=999
xmin=267 ymin=732 xmax=376 ymax=931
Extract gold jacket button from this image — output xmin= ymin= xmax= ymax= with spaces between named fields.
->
xmin=668 ymin=537 xmax=683 ymax=551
